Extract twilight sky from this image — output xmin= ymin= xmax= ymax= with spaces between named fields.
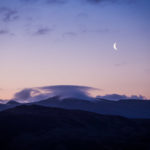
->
xmin=0 ymin=0 xmax=150 ymax=100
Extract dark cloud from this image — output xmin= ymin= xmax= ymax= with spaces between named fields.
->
xmin=14 ymin=88 xmax=38 ymax=101
xmin=83 ymin=0 xmax=121 ymax=4
xmin=13 ymin=85 xmax=97 ymax=102
xmin=19 ymin=0 xmax=133 ymax=5
xmin=97 ymin=94 xmax=146 ymax=101
xmin=21 ymin=0 xmax=118 ymax=5
xmin=0 ymin=29 xmax=14 ymax=36
xmin=19 ymin=0 xmax=136 ymax=6
xmin=0 ymin=29 xmax=10 ymax=35
xmin=34 ymin=27 xmax=53 ymax=35
xmin=0 ymin=7 xmax=19 ymax=22
xmin=84 ymin=0 xmax=137 ymax=5
xmin=14 ymin=88 xmax=51 ymax=102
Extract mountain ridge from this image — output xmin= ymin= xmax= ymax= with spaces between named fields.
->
xmin=1 ymin=97 xmax=150 ymax=118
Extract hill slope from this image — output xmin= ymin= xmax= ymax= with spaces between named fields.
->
xmin=0 ymin=105 xmax=150 ymax=150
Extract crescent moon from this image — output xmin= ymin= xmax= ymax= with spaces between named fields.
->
xmin=113 ymin=42 xmax=118 ymax=51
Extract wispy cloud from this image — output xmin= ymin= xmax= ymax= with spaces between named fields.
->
xmin=80 ymin=0 xmax=137 ymax=5
xmin=0 ymin=7 xmax=19 ymax=22
xmin=46 ymin=0 xmax=67 ymax=5
xmin=34 ymin=27 xmax=53 ymax=35
xmin=0 ymin=29 xmax=14 ymax=36
xmin=97 ymin=94 xmax=146 ymax=101
xmin=0 ymin=29 xmax=10 ymax=35
xmin=14 ymin=88 xmax=37 ymax=101
xmin=19 ymin=0 xmax=135 ymax=6
xmin=85 ymin=0 xmax=136 ymax=4
xmin=20 ymin=0 xmax=67 ymax=5
xmin=21 ymin=0 xmax=39 ymax=3
xmin=79 ymin=26 xmax=110 ymax=34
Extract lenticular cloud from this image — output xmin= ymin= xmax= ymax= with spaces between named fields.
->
xmin=13 ymin=85 xmax=97 ymax=102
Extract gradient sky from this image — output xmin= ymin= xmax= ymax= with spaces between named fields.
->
xmin=0 ymin=0 xmax=150 ymax=100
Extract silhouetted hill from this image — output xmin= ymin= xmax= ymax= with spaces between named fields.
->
xmin=0 ymin=103 xmax=8 ymax=111
xmin=35 ymin=97 xmax=150 ymax=118
xmin=6 ymin=100 xmax=20 ymax=105
xmin=0 ymin=100 xmax=20 ymax=111
xmin=1 ymin=97 xmax=150 ymax=118
xmin=0 ymin=105 xmax=150 ymax=150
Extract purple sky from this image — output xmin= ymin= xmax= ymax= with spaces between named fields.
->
xmin=0 ymin=0 xmax=150 ymax=100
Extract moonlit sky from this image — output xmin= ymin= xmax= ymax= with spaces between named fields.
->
xmin=0 ymin=0 xmax=150 ymax=100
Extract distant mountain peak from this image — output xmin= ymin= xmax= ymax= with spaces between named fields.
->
xmin=7 ymin=100 xmax=20 ymax=105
